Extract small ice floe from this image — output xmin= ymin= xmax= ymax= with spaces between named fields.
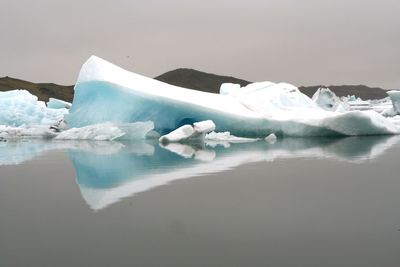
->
xmin=382 ymin=90 xmax=400 ymax=117
xmin=264 ymin=133 xmax=277 ymax=144
xmin=205 ymin=131 xmax=259 ymax=147
xmin=159 ymin=120 xmax=215 ymax=144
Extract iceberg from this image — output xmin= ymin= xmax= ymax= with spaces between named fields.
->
xmin=386 ymin=90 xmax=400 ymax=116
xmin=0 ymin=90 xmax=68 ymax=127
xmin=0 ymin=87 xmax=153 ymax=140
xmin=66 ymin=56 xmax=400 ymax=137
xmin=1 ymin=56 xmax=398 ymax=139
xmin=312 ymin=87 xmax=349 ymax=112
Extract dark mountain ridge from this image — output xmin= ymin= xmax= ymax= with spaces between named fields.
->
xmin=155 ymin=68 xmax=251 ymax=93
xmin=0 ymin=69 xmax=391 ymax=102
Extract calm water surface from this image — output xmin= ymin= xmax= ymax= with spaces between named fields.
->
xmin=1 ymin=136 xmax=400 ymax=267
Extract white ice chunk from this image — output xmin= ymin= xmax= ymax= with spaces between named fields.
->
xmin=265 ymin=133 xmax=277 ymax=144
xmin=159 ymin=120 xmax=215 ymax=144
xmin=54 ymin=123 xmax=125 ymax=141
xmin=0 ymin=125 xmax=57 ymax=139
xmin=220 ymin=83 xmax=241 ymax=95
xmin=159 ymin=125 xmax=195 ymax=144
xmin=55 ymin=121 xmax=153 ymax=141
xmin=312 ymin=88 xmax=349 ymax=112
xmin=193 ymin=120 xmax=215 ymax=133
xmin=387 ymin=90 xmax=400 ymax=115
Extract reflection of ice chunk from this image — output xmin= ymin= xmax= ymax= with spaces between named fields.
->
xmin=312 ymin=88 xmax=349 ymax=112
xmin=0 ymin=90 xmax=68 ymax=126
xmin=47 ymin=98 xmax=72 ymax=109
xmin=160 ymin=142 xmax=216 ymax=161
xmin=67 ymin=56 xmax=400 ymax=137
xmin=0 ymin=140 xmax=127 ymax=166
xmin=205 ymin=131 xmax=258 ymax=143
xmin=55 ymin=121 xmax=153 ymax=141
xmin=0 ymin=141 xmax=61 ymax=165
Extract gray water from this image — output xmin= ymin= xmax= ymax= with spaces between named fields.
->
xmin=1 ymin=136 xmax=400 ymax=267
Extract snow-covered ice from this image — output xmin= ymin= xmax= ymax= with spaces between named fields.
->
xmin=55 ymin=121 xmax=153 ymax=141
xmin=387 ymin=90 xmax=400 ymax=115
xmin=312 ymin=88 xmax=349 ymax=112
xmin=205 ymin=131 xmax=259 ymax=143
xmin=0 ymin=125 xmax=59 ymax=139
xmin=219 ymin=83 xmax=241 ymax=95
xmin=193 ymin=120 xmax=216 ymax=133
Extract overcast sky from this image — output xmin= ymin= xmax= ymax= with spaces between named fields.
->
xmin=1 ymin=0 xmax=399 ymax=88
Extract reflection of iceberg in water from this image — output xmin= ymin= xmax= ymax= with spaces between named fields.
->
xmin=66 ymin=136 xmax=400 ymax=211
xmin=2 ymin=137 xmax=399 ymax=210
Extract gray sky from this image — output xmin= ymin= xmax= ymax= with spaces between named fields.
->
xmin=1 ymin=0 xmax=399 ymax=88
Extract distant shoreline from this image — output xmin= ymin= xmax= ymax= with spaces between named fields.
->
xmin=1 ymin=69 xmax=392 ymax=102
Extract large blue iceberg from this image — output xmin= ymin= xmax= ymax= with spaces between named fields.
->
xmin=66 ymin=56 xmax=400 ymax=137
xmin=1 ymin=56 xmax=399 ymax=139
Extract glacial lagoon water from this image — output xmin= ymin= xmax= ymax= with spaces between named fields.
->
xmin=1 ymin=136 xmax=400 ymax=266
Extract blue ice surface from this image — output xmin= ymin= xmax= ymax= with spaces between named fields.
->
xmin=47 ymin=98 xmax=71 ymax=109
xmin=0 ymin=90 xmax=67 ymax=127
xmin=66 ymin=81 xmax=347 ymax=137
